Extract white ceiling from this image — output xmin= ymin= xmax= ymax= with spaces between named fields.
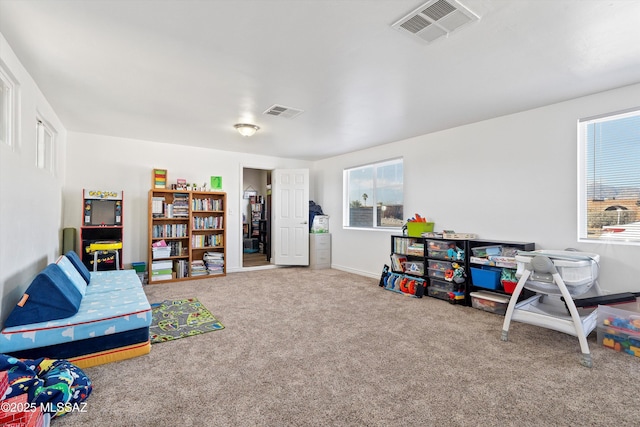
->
xmin=1 ymin=0 xmax=640 ymax=161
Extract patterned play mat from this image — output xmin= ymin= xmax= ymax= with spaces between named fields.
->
xmin=149 ymin=297 xmax=224 ymax=344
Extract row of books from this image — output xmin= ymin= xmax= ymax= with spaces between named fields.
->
xmin=152 ymin=223 xmax=188 ymax=238
xmin=192 ymin=198 xmax=223 ymax=211
xmin=174 ymin=259 xmax=188 ymax=279
xmin=192 ymin=216 xmax=223 ymax=230
xmin=390 ymin=253 xmax=408 ymax=272
xmin=191 ymin=234 xmax=223 ymax=248
xmin=151 ymin=254 xmax=224 ymax=281
xmin=393 ymin=239 xmax=424 ymax=256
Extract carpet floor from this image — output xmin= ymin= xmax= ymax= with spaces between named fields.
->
xmin=53 ymin=267 xmax=640 ymax=427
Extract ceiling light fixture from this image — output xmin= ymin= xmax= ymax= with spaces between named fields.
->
xmin=234 ymin=123 xmax=260 ymax=137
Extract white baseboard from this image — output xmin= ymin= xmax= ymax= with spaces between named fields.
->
xmin=229 ymin=264 xmax=280 ymax=273
xmin=331 ymin=264 xmax=379 ymax=279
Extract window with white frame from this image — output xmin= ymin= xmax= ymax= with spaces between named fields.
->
xmin=36 ymin=117 xmax=56 ymax=172
xmin=0 ymin=63 xmax=17 ymax=148
xmin=578 ymin=108 xmax=640 ymax=244
xmin=344 ymin=158 xmax=403 ymax=228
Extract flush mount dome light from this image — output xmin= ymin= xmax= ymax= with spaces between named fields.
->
xmin=234 ymin=123 xmax=260 ymax=137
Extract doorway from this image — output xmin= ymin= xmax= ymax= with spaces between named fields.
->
xmin=242 ymin=168 xmax=271 ymax=268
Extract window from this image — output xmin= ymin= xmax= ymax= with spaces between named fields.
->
xmin=36 ymin=117 xmax=56 ymax=173
xmin=0 ymin=62 xmax=17 ymax=148
xmin=578 ymin=108 xmax=640 ymax=244
xmin=344 ymin=158 xmax=403 ymax=228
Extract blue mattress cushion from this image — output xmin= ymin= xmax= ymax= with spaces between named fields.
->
xmin=56 ymin=255 xmax=87 ymax=297
xmin=4 ymin=263 xmax=83 ymax=327
xmin=65 ymin=250 xmax=91 ymax=284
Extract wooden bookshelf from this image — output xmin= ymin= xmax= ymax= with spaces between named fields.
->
xmin=148 ymin=189 xmax=226 ymax=284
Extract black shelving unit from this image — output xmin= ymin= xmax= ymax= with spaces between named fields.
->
xmin=390 ymin=235 xmax=536 ymax=306
xmin=467 ymin=239 xmax=536 ymax=305
xmin=424 ymin=237 xmax=468 ymax=304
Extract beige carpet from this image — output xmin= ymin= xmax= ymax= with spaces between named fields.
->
xmin=54 ymin=267 xmax=640 ymax=426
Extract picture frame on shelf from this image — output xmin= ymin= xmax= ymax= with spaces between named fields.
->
xmin=152 ymin=168 xmax=167 ymax=189
xmin=211 ymin=176 xmax=222 ymax=190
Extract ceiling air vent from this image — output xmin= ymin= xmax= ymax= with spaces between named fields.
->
xmin=392 ymin=0 xmax=479 ymax=44
xmin=263 ymin=104 xmax=304 ymax=119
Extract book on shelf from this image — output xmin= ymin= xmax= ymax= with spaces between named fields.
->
xmin=151 ymin=268 xmax=173 ymax=276
xmin=390 ymin=253 xmax=407 ymax=272
xmin=152 ymin=197 xmax=165 ymax=217
xmin=150 ymin=273 xmax=173 ymax=282
xmin=152 ymin=247 xmax=171 ymax=259
xmin=173 ymin=259 xmax=188 ymax=278
xmin=151 ymin=260 xmax=173 ymax=270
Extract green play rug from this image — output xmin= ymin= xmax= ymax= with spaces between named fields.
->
xmin=149 ymin=297 xmax=224 ymax=344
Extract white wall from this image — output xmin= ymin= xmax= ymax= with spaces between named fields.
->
xmin=314 ymin=83 xmax=640 ymax=294
xmin=63 ymin=132 xmax=311 ymax=272
xmin=0 ymin=33 xmax=67 ymax=323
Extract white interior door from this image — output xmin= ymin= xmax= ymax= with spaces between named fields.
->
xmin=273 ymin=169 xmax=309 ymax=266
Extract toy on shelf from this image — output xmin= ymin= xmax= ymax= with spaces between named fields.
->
xmin=444 ymin=263 xmax=466 ymax=284
xmin=448 ymin=291 xmax=466 ymax=305
xmin=378 ymin=264 xmax=425 ymax=298
xmin=446 ymin=243 xmax=465 ymax=261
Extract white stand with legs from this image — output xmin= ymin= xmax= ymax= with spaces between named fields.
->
xmin=501 ymin=252 xmax=600 ymax=368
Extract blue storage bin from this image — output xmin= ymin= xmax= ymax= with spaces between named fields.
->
xmin=471 ymin=266 xmax=502 ymax=290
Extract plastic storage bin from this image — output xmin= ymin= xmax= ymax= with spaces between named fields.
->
xmin=406 ymin=222 xmax=434 ymax=237
xmin=132 ymin=262 xmax=146 ymax=273
xmin=428 ymin=260 xmax=452 ymax=272
xmin=471 ymin=246 xmax=501 ymax=257
xmin=471 ymin=291 xmax=511 ymax=315
xmin=428 ymin=269 xmax=446 ymax=279
xmin=470 ymin=266 xmax=502 ymax=290
xmin=597 ymin=301 xmax=640 ymax=358
xmin=501 ymin=280 xmax=518 ymax=294
xmin=402 ymin=261 xmax=424 ymax=275
xmin=430 ymin=279 xmax=457 ymax=292
xmin=426 ymin=240 xmax=461 ymax=259
xmin=427 ymin=284 xmax=451 ymax=301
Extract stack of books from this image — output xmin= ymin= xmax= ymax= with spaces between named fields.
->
xmin=152 ymin=240 xmax=171 ymax=259
xmin=151 ymin=260 xmax=173 ymax=282
xmin=172 ymin=193 xmax=189 ymax=218
xmin=203 ymin=252 xmax=224 ymax=275
xmin=190 ymin=260 xmax=208 ymax=277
